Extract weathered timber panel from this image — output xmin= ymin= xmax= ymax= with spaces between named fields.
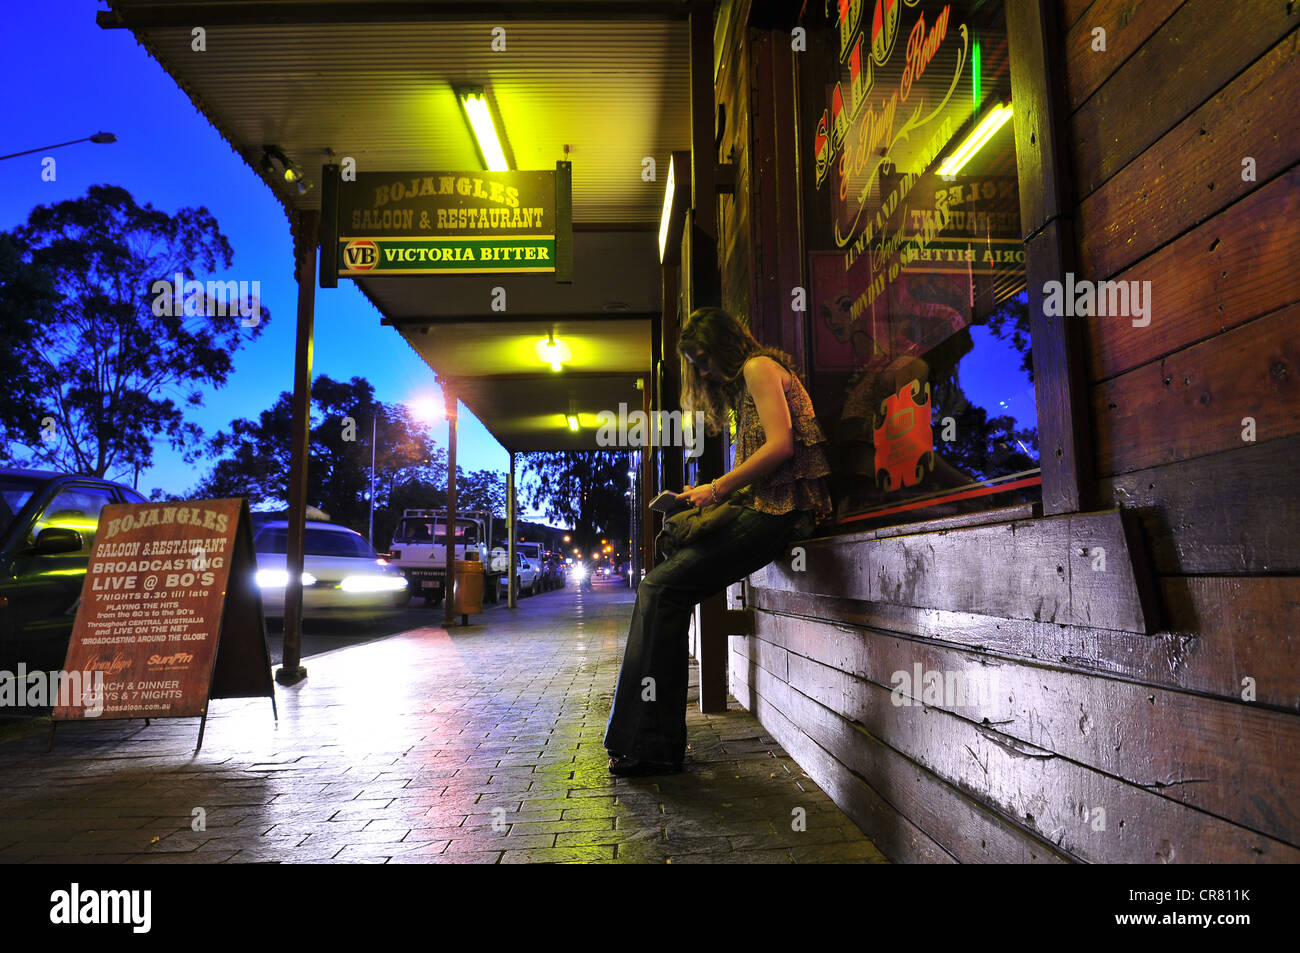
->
xmin=1084 ymin=167 xmax=1300 ymax=383
xmin=717 ymin=2 xmax=752 ymax=323
xmin=730 ymin=655 xmax=957 ymax=863
xmin=1099 ymin=434 xmax=1300 ymax=573
xmin=1059 ymin=0 xmax=1099 ymax=32
xmin=1075 ymin=30 xmax=1300 ymax=281
xmin=735 ymin=650 xmax=1072 ymax=863
xmin=754 ymin=509 xmax=1155 ymax=631
xmin=740 ymin=611 xmax=1300 ymax=847
xmin=1068 ymin=0 xmax=1297 ymax=200
xmin=1062 ymin=0 xmax=1186 ymax=112
xmin=747 ymin=575 xmax=1300 ymax=711
xmin=1092 ymin=303 xmax=1300 ymax=476
xmin=737 ymin=614 xmax=1300 ymax=862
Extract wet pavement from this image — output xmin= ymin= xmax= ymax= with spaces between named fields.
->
xmin=0 ymin=580 xmax=887 ymax=863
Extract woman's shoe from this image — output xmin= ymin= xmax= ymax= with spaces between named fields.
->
xmin=607 ymin=754 xmax=683 ymax=777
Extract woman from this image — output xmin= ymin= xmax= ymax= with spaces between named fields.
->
xmin=603 ymin=307 xmax=833 ymax=776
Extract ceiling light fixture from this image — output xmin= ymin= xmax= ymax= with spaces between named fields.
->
xmin=542 ymin=330 xmax=563 ymax=372
xmin=658 ymin=155 xmax=676 ymax=262
xmin=260 ymin=144 xmax=307 ymax=186
xmin=457 ymin=89 xmax=509 ymax=172
xmin=936 ymin=102 xmax=1013 ymax=178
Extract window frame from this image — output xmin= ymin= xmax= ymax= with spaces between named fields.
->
xmin=784 ymin=0 xmax=1089 ymax=531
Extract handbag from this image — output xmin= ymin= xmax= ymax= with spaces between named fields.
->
xmin=656 ymin=493 xmax=749 ymax=559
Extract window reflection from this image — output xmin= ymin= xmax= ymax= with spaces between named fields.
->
xmin=799 ymin=0 xmax=1041 ymax=526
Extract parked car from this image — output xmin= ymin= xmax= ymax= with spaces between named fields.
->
xmin=253 ymin=520 xmax=407 ymax=619
xmin=516 ymin=542 xmax=544 ymax=595
xmin=514 ymin=551 xmax=538 ymax=596
xmin=0 ymin=468 xmax=147 ymax=669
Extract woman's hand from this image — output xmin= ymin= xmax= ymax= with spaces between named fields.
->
xmin=678 ymin=484 xmax=715 ymax=509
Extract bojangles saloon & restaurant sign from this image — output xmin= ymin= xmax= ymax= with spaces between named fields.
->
xmin=328 ymin=164 xmax=572 ymax=279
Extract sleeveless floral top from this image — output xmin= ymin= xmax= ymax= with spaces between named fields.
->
xmin=735 ymin=359 xmax=833 ymax=525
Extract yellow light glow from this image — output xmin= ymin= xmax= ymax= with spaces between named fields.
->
xmin=534 ymin=336 xmax=570 ymax=371
xmin=459 ymin=92 xmax=509 ymax=172
xmin=936 ymin=103 xmax=1013 ymax=177
xmin=658 ymin=155 xmax=676 ymax=263
xmin=566 ymin=415 xmax=580 ymax=431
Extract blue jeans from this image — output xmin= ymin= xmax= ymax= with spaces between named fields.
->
xmin=603 ymin=506 xmax=806 ymax=763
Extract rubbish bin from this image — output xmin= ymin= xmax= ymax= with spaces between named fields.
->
xmin=451 ymin=558 xmax=484 ymax=623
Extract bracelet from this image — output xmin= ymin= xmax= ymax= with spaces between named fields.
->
xmin=710 ymin=480 xmax=720 ymax=503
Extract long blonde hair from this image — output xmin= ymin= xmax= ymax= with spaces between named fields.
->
xmin=678 ymin=307 xmax=796 ymax=436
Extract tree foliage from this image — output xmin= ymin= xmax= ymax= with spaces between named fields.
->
xmin=192 ymin=374 xmax=506 ymax=547
xmin=0 ymin=185 xmax=267 ymax=479
xmin=519 ymin=451 xmax=631 ymax=553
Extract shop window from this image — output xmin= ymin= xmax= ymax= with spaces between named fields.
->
xmin=798 ymin=0 xmax=1040 ymax=527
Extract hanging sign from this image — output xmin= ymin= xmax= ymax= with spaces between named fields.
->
xmin=326 ymin=164 xmax=573 ymax=280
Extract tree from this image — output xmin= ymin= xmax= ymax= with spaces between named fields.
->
xmin=0 ymin=185 xmax=268 ymax=480
xmin=457 ymin=468 xmax=506 ymax=519
xmin=519 ymin=451 xmax=631 ymax=553
xmin=192 ymin=375 xmax=511 ymax=546
xmin=0 ymin=232 xmax=57 ymax=448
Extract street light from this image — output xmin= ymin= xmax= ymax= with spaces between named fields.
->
xmin=368 ymin=395 xmax=443 ymax=547
xmin=0 ymin=132 xmax=117 ymax=161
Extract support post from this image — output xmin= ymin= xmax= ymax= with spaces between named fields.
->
xmin=688 ymin=0 xmax=727 ymax=713
xmin=507 ymin=451 xmax=517 ymax=609
xmin=443 ymin=382 xmax=458 ymax=628
xmin=276 ymin=208 xmax=318 ymax=687
xmin=640 ymin=375 xmax=655 ymax=580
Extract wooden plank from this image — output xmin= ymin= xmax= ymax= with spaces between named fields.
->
xmin=731 ymin=656 xmax=954 ymax=863
xmin=1100 ymin=434 xmax=1300 ymax=573
xmin=748 ymin=574 xmax=1300 ymax=711
xmin=733 ymin=652 xmax=963 ymax=863
xmin=1093 ymin=303 xmax=1300 ymax=476
xmin=753 ymin=509 xmax=1156 ymax=631
xmin=1069 ymin=0 xmax=1297 ymax=200
xmin=736 ymin=645 xmax=1072 ymax=863
xmin=743 ymin=616 xmax=1300 ymax=862
xmin=1076 ymin=31 xmax=1300 ymax=280
xmin=1007 ymin=0 xmax=1074 ymax=235
xmin=1026 ymin=218 xmax=1093 ymax=513
xmin=1084 ymin=167 xmax=1300 ymax=383
xmin=745 ymin=613 xmax=1300 ymax=848
xmin=1062 ymin=0 xmax=1187 ymax=112
xmin=1059 ymin=0 xmax=1099 ymax=33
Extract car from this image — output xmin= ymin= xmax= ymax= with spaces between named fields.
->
xmin=253 ymin=519 xmax=408 ymax=619
xmin=516 ymin=542 xmax=544 ymax=595
xmin=513 ymin=551 xmax=538 ymax=596
xmin=0 ymin=468 xmax=147 ymax=670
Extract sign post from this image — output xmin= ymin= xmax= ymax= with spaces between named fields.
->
xmin=52 ymin=498 xmax=276 ymax=752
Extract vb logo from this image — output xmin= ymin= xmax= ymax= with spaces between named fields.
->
xmin=343 ymin=239 xmax=378 ymax=270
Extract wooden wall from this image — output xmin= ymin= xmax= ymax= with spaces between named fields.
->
xmin=716 ymin=0 xmax=1300 ymax=862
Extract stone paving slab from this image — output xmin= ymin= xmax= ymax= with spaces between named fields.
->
xmin=0 ymin=583 xmax=887 ymax=864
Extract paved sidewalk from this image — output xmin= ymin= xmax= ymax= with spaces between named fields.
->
xmin=0 ymin=582 xmax=887 ymax=864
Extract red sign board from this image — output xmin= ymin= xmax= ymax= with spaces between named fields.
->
xmin=53 ymin=498 xmax=274 ymax=737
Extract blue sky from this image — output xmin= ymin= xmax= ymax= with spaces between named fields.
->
xmin=0 ymin=1 xmax=511 ymax=504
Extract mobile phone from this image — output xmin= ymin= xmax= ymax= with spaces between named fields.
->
xmin=649 ymin=490 xmax=690 ymax=514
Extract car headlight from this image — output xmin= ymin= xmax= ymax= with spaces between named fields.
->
xmin=339 ymin=574 xmax=408 ymax=593
xmin=256 ymin=569 xmax=317 ymax=588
